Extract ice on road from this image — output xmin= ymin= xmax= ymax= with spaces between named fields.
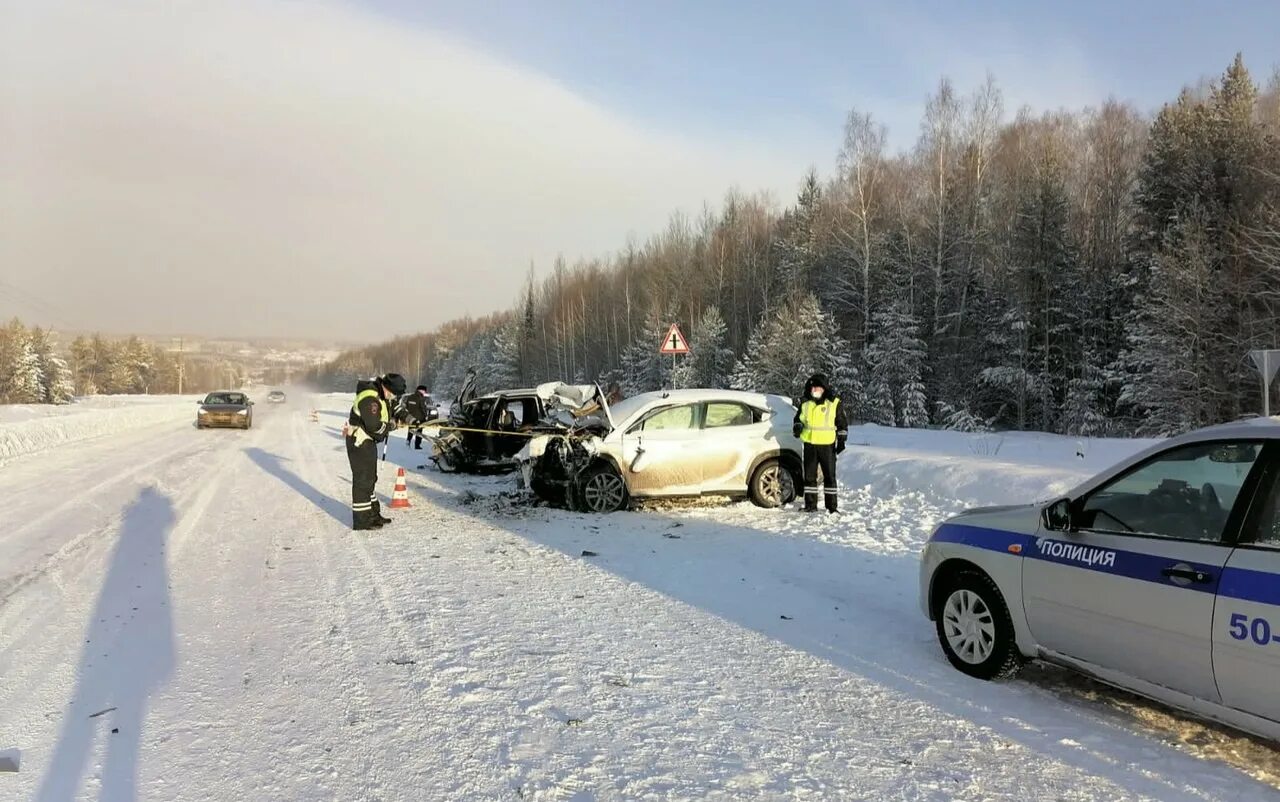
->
xmin=0 ymin=398 xmax=1275 ymax=801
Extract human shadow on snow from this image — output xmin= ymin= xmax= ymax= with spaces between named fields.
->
xmin=36 ymin=486 xmax=176 ymax=802
xmin=408 ymin=475 xmax=1276 ymax=802
xmin=243 ymin=447 xmax=349 ymax=527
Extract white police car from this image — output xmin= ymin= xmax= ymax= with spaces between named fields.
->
xmin=920 ymin=417 xmax=1280 ymax=742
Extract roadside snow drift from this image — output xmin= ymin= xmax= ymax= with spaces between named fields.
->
xmin=0 ymin=396 xmax=199 ymax=462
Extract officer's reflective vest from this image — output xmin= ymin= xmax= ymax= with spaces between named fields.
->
xmin=799 ymin=398 xmax=840 ymax=446
xmin=350 ymin=388 xmax=388 ymax=445
xmin=352 ymin=388 xmax=389 ymax=424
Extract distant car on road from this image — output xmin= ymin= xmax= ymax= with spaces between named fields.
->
xmin=920 ymin=417 xmax=1280 ymax=742
xmin=197 ymin=391 xmax=253 ymax=430
xmin=267 ymin=390 xmax=287 ymax=404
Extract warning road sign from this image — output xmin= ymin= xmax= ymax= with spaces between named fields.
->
xmin=659 ymin=323 xmax=690 ymax=355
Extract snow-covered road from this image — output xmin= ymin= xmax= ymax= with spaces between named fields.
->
xmin=2 ymin=397 xmax=1277 ymax=801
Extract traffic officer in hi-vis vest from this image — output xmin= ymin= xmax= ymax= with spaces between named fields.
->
xmin=346 ymin=373 xmax=407 ymax=530
xmin=792 ymin=373 xmax=848 ymax=513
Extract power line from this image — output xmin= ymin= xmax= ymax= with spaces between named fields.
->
xmin=0 ymin=279 xmax=75 ymax=331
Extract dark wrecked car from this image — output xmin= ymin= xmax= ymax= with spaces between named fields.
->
xmin=426 ymin=371 xmax=606 ymax=474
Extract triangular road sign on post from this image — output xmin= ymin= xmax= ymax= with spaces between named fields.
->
xmin=659 ymin=323 xmax=690 ymax=355
xmin=1249 ymin=349 xmax=1280 ymax=417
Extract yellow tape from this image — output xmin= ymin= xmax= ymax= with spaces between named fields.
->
xmin=412 ymin=421 xmax=591 ymax=440
xmin=413 ymin=422 xmax=540 ymax=438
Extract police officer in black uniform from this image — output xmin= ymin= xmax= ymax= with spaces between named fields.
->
xmin=405 ymin=385 xmax=430 ymax=450
xmin=347 ymin=373 xmax=407 ymax=530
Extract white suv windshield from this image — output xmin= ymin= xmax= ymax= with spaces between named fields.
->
xmin=607 ymin=396 xmax=649 ymax=429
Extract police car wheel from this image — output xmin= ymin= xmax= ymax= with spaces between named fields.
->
xmin=935 ymin=572 xmax=1024 ymax=681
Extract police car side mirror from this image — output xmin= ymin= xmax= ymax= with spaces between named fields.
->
xmin=1043 ymin=498 xmax=1073 ymax=532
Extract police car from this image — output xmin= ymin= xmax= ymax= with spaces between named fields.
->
xmin=920 ymin=417 xmax=1280 ymax=742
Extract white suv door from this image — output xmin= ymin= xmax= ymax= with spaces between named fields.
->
xmin=619 ymin=403 xmax=703 ymax=497
xmin=1024 ymin=440 xmax=1264 ymax=701
xmin=1212 ymin=445 xmax=1280 ymax=722
xmin=696 ymin=401 xmax=764 ymax=494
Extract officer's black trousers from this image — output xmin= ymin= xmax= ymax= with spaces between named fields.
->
xmin=346 ymin=436 xmax=379 ymax=524
xmin=803 ymin=442 xmax=838 ymax=512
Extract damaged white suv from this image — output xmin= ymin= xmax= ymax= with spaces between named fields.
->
xmin=516 ymin=388 xmax=803 ymax=514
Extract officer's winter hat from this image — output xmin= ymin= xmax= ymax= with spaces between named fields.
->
xmin=379 ymin=373 xmax=408 ymax=396
xmin=804 ymin=373 xmax=832 ymax=396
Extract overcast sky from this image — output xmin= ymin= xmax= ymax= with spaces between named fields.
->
xmin=2 ymin=0 xmax=1277 ymax=342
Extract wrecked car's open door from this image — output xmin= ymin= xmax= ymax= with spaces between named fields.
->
xmin=453 ymin=368 xmax=479 ymax=410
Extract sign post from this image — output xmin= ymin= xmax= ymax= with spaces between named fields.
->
xmin=1249 ymin=349 xmax=1280 ymax=417
xmin=659 ymin=323 xmax=691 ymax=387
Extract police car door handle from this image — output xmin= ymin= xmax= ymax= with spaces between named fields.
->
xmin=1161 ymin=566 xmax=1212 ymax=584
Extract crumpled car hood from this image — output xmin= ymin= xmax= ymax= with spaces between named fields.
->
xmin=534 ymin=382 xmax=609 ymax=427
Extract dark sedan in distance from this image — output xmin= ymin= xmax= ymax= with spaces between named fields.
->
xmin=197 ymin=391 xmax=253 ymax=429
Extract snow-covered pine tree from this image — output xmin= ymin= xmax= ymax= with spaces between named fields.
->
xmin=935 ymin=402 xmax=989 ymax=433
xmin=673 ymin=306 xmax=734 ymax=389
xmin=860 ymin=370 xmax=895 ymax=426
xmin=863 ymin=303 xmax=929 ymax=427
xmin=89 ymin=335 xmax=117 ymax=394
xmin=121 ymin=337 xmax=155 ymax=394
xmin=730 ymin=294 xmax=853 ymax=398
xmin=1117 ymin=210 xmax=1225 ymax=435
xmin=68 ymin=335 xmax=95 ymax=395
xmin=977 ymin=302 xmax=1042 ymax=430
xmin=30 ymin=327 xmax=74 ymax=404
xmin=0 ymin=319 xmax=43 ymax=403
xmin=1011 ymin=145 xmax=1079 ymax=432
xmin=489 ymin=317 xmax=524 ymax=391
xmin=0 ymin=320 xmax=19 ymax=403
xmin=1060 ymin=355 xmax=1109 ymax=436
xmin=463 ymin=330 xmax=500 ymax=395
xmin=773 ymin=171 xmax=824 ymax=294
xmin=1118 ymin=57 xmax=1271 ymax=431
xmin=619 ymin=311 xmax=671 ymax=395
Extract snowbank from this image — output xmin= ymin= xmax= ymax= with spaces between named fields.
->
xmin=0 ymin=396 xmax=199 ymax=462
xmin=842 ymin=424 xmax=1160 ymax=509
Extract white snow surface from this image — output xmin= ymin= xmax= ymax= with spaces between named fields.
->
xmin=0 ymin=396 xmax=200 ymax=463
xmin=1 ymin=397 xmax=1276 ymax=801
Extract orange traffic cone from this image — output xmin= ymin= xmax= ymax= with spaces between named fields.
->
xmin=389 ymin=467 xmax=411 ymax=508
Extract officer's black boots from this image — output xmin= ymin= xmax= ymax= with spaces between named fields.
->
xmin=352 ymin=510 xmax=380 ymax=531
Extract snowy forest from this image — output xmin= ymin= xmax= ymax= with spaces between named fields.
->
xmin=309 ymin=57 xmax=1280 ymax=436
xmin=0 ymin=318 xmax=244 ymax=403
